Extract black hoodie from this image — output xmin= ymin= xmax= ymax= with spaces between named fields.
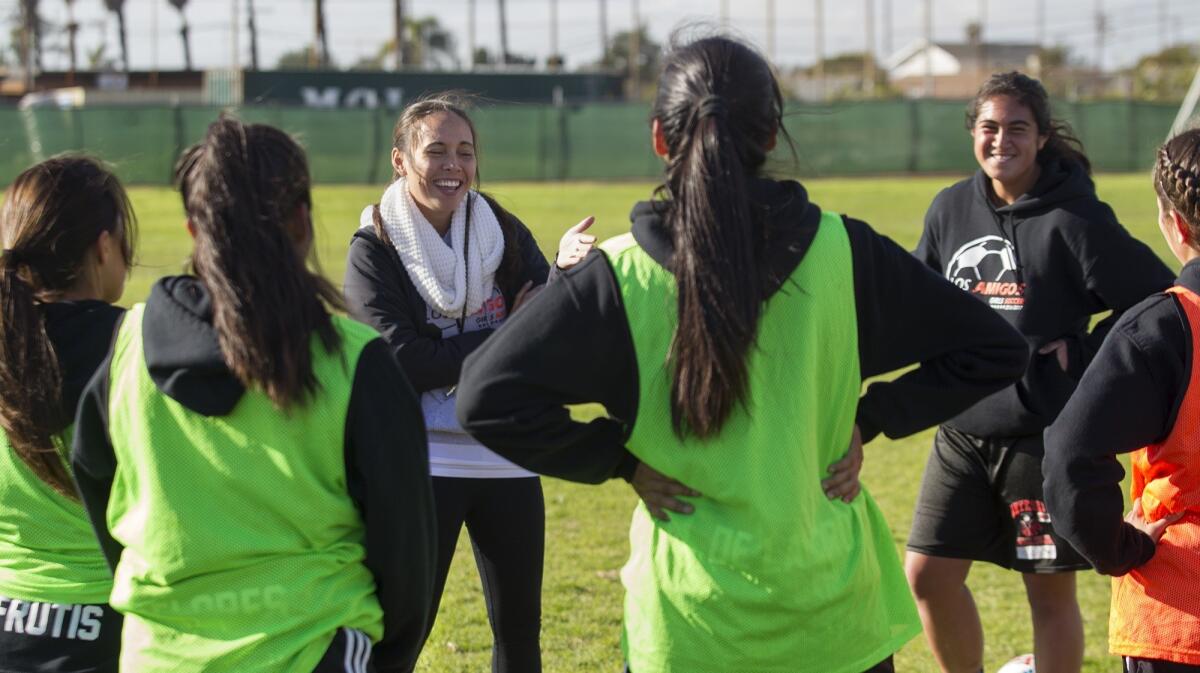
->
xmin=1044 ymin=258 xmax=1200 ymax=576
xmin=455 ymin=178 xmax=1029 ymax=483
xmin=70 ymin=276 xmax=436 ymax=672
xmin=40 ymin=300 xmax=125 ymax=417
xmin=916 ymin=160 xmax=1175 ymax=438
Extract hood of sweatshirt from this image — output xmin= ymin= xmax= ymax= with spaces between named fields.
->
xmin=43 ymin=300 xmax=124 ymax=415
xmin=629 ymin=177 xmax=823 ymax=299
xmin=142 ymin=275 xmax=245 ymax=416
xmin=973 ymin=158 xmax=1096 ymax=216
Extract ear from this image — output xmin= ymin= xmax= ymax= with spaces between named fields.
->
xmin=93 ymin=229 xmax=113 ymax=265
xmin=1171 ymin=208 xmax=1192 ymax=246
xmin=651 ymin=118 xmax=669 ymax=159
xmin=765 ymin=124 xmax=778 ymax=152
xmin=185 ymin=219 xmax=196 ymax=239
xmin=1037 ymin=132 xmax=1049 ymax=151
xmin=391 ymin=147 xmax=407 ymax=178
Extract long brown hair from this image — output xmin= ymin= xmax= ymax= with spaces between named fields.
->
xmin=0 ymin=156 xmax=135 ymax=498
xmin=378 ymin=93 xmax=524 ymax=296
xmin=175 ymin=116 xmax=343 ymax=409
xmin=967 ymin=71 xmax=1092 ymax=175
xmin=652 ymin=36 xmax=785 ymax=439
xmin=1155 ymin=129 xmax=1200 ymax=243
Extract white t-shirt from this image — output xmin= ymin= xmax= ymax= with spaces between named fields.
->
xmin=421 ymin=282 xmax=535 ymax=479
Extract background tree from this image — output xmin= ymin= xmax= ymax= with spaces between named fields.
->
xmin=64 ymin=0 xmax=78 ymax=75
xmin=352 ymin=16 xmax=458 ymax=70
xmin=497 ymin=0 xmax=509 ymax=64
xmin=313 ymin=0 xmax=329 ymax=67
xmin=102 ymin=0 xmax=128 ymax=71
xmin=597 ymin=26 xmax=660 ymax=97
xmin=167 ymin=0 xmax=190 ymax=71
xmin=19 ymin=0 xmax=40 ymax=72
xmin=247 ymin=0 xmax=258 ymax=70
xmin=276 ymin=45 xmax=330 ymax=70
xmin=1130 ymin=45 xmax=1200 ymax=102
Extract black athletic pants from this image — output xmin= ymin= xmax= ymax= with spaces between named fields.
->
xmin=313 ymin=628 xmax=376 ymax=673
xmin=414 ymin=476 xmax=545 ymax=673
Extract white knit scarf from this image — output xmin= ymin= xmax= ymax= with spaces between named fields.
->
xmin=362 ymin=178 xmax=505 ymax=318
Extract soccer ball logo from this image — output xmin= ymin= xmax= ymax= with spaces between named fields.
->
xmin=945 ymin=235 xmax=1018 ymax=291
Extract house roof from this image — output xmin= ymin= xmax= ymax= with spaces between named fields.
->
xmin=885 ymin=38 xmax=1038 ymax=75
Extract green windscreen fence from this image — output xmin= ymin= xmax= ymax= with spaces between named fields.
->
xmin=0 ymin=99 xmax=1181 ymax=186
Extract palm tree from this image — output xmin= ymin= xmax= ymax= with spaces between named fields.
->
xmin=497 ymin=0 xmax=509 ymax=64
xmin=393 ymin=0 xmax=405 ymax=68
xmin=313 ymin=0 xmax=329 ymax=67
xmin=247 ymin=0 xmax=259 ymax=70
xmin=19 ymin=0 xmax=41 ymax=72
xmin=167 ymin=0 xmax=191 ymax=71
xmin=103 ymin=0 xmax=129 ymax=71
xmin=64 ymin=0 xmax=79 ymax=77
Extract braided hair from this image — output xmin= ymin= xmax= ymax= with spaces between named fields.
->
xmin=1154 ymin=129 xmax=1200 ymax=243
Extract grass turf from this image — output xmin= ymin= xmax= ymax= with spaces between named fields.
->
xmin=118 ymin=174 xmax=1171 ymax=673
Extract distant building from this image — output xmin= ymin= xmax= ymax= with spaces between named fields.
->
xmin=885 ymin=36 xmax=1041 ymax=98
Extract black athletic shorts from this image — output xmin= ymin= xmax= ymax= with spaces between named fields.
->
xmin=906 ymin=425 xmax=1090 ymax=573
xmin=0 ymin=596 xmax=121 ymax=673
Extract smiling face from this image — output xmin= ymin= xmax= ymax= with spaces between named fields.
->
xmin=394 ymin=111 xmax=477 ymax=231
xmin=971 ymin=95 xmax=1048 ymax=204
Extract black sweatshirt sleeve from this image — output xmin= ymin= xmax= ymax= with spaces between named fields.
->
xmin=1068 ymin=203 xmax=1175 ymax=359
xmin=847 ymin=218 xmax=1030 ymax=442
xmin=343 ymin=232 xmax=492 ymax=393
xmin=912 ymin=204 xmax=943 ymax=272
xmin=344 ymin=338 xmax=436 ymax=671
xmin=457 ymin=250 xmax=640 ymax=484
xmin=1043 ymin=294 xmax=1188 ymax=576
xmin=70 ymin=347 xmax=124 ymax=572
xmin=514 ymin=219 xmax=552 ymax=286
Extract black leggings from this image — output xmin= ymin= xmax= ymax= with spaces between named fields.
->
xmin=419 ymin=476 xmax=545 ymax=673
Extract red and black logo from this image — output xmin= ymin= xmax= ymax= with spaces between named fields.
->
xmin=945 ymin=235 xmax=1025 ymax=311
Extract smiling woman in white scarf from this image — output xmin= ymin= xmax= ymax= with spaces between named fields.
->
xmin=342 ymin=94 xmax=594 ymax=673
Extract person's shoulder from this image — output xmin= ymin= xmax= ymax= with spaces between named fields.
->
xmin=924 ymin=176 xmax=976 ymax=224
xmin=350 ymin=224 xmax=385 ymax=247
xmin=477 ymin=192 xmax=525 ymax=228
xmin=347 ymin=224 xmax=399 ymax=266
xmin=1111 ymin=290 xmax=1184 ymax=351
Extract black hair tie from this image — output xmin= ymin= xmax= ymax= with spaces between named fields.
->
xmin=696 ymin=94 xmax=729 ymax=121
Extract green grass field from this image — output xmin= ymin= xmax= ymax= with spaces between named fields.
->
xmin=120 ymin=174 xmax=1172 ymax=673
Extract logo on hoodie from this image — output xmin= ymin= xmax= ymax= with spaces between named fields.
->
xmin=945 ymin=235 xmax=1025 ymax=311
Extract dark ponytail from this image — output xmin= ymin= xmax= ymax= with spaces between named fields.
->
xmin=967 ymin=71 xmax=1092 ymax=175
xmin=0 ymin=156 xmax=135 ymax=498
xmin=652 ymin=36 xmax=785 ymax=439
xmin=175 ymin=116 xmax=343 ymax=410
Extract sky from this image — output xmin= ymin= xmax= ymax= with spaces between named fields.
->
xmin=6 ymin=0 xmax=1199 ymax=74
